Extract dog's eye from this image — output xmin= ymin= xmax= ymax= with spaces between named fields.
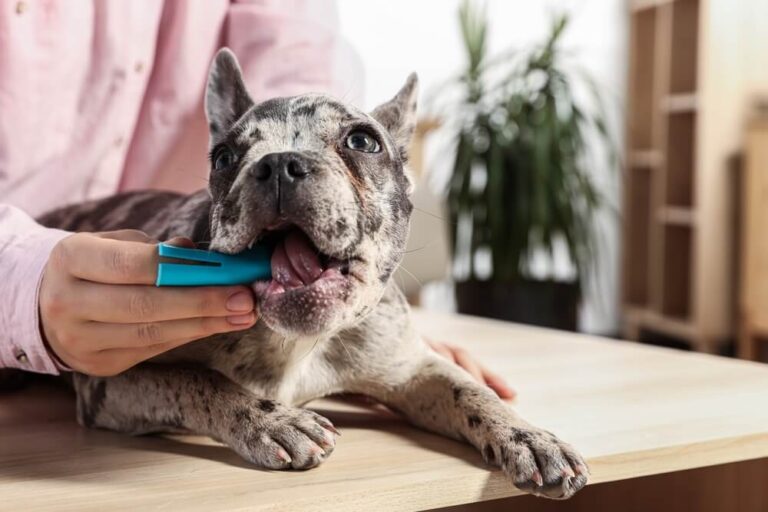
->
xmin=345 ymin=130 xmax=380 ymax=153
xmin=213 ymin=148 xmax=236 ymax=171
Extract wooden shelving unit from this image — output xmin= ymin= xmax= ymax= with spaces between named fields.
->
xmin=622 ymin=0 xmax=768 ymax=352
xmin=623 ymin=0 xmax=700 ymax=346
xmin=739 ymin=117 xmax=768 ymax=360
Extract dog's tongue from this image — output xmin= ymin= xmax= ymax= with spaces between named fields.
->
xmin=271 ymin=229 xmax=323 ymax=287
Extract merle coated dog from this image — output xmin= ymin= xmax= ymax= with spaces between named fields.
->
xmin=37 ymin=49 xmax=588 ymax=499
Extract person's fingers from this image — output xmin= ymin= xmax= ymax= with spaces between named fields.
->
xmin=452 ymin=347 xmax=485 ymax=384
xmin=97 ymin=230 xmax=158 ymax=244
xmin=426 ymin=339 xmax=517 ymax=399
xmin=73 ymin=281 xmax=255 ymax=323
xmin=52 ymin=234 xmax=159 ymax=285
xmin=165 ymin=236 xmax=195 ymax=248
xmin=434 ymin=344 xmax=457 ymax=362
xmin=82 ymin=313 xmax=257 ymax=350
xmin=481 ymin=367 xmax=517 ymax=400
xmin=78 ymin=336 xmax=201 ymax=376
xmin=426 ymin=339 xmax=457 ymax=362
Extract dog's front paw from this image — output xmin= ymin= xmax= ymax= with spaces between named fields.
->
xmin=225 ymin=401 xmax=339 ymax=470
xmin=481 ymin=425 xmax=589 ymax=499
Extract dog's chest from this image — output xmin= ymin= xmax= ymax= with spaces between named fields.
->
xmin=205 ymin=333 xmax=345 ymax=406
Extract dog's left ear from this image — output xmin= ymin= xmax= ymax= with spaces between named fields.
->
xmin=371 ymin=73 xmax=419 ymax=162
xmin=205 ymin=48 xmax=255 ymax=144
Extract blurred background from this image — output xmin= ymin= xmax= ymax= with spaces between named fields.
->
xmin=337 ymin=0 xmax=768 ymax=362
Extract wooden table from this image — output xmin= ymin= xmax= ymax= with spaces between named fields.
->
xmin=2 ymin=310 xmax=768 ymax=511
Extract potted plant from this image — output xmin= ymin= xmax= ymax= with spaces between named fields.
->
xmin=442 ymin=2 xmax=614 ymax=330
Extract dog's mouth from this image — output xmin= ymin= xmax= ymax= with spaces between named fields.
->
xmin=217 ymin=218 xmax=364 ymax=334
xmin=248 ymin=225 xmax=354 ymax=305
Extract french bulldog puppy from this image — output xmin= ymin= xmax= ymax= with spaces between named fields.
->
xmin=39 ymin=49 xmax=588 ymax=499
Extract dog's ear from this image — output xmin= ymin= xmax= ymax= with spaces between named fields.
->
xmin=370 ymin=73 xmax=419 ymax=162
xmin=205 ymin=48 xmax=254 ymax=144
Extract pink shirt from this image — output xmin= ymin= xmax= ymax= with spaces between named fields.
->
xmin=0 ymin=0 xmax=361 ymax=374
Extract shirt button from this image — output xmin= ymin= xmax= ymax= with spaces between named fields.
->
xmin=134 ymin=61 xmax=144 ymax=74
xmin=15 ymin=2 xmax=26 ymax=15
xmin=114 ymin=136 xmax=124 ymax=147
xmin=14 ymin=348 xmax=29 ymax=364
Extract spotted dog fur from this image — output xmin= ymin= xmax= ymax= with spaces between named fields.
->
xmin=38 ymin=49 xmax=588 ymax=499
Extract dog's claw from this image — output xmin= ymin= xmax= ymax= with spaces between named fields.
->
xmin=276 ymin=448 xmax=292 ymax=463
xmin=322 ymin=422 xmax=341 ymax=436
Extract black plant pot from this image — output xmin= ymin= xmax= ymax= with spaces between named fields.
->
xmin=455 ymin=278 xmax=579 ymax=331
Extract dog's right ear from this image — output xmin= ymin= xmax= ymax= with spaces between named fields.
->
xmin=205 ymin=48 xmax=254 ymax=144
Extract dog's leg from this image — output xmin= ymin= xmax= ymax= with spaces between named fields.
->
xmin=360 ymin=353 xmax=589 ymax=499
xmin=73 ymin=365 xmax=337 ymax=469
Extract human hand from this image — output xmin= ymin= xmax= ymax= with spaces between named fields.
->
xmin=39 ymin=230 xmax=257 ymax=376
xmin=427 ymin=339 xmax=516 ymax=400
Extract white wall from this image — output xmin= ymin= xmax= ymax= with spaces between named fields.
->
xmin=337 ymin=0 xmax=628 ymax=334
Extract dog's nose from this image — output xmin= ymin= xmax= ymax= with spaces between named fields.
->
xmin=251 ymin=152 xmax=310 ymax=181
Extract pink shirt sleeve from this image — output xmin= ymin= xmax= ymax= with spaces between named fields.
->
xmin=0 ymin=205 xmax=70 ymax=374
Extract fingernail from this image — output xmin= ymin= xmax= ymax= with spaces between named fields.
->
xmin=532 ymin=470 xmax=544 ymax=486
xmin=226 ymin=291 xmax=253 ymax=312
xmin=227 ymin=313 xmax=255 ymax=326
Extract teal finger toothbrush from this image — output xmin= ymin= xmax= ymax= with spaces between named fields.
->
xmin=156 ymin=243 xmax=273 ymax=286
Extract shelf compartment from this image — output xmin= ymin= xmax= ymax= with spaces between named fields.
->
xmin=665 ymin=111 xmax=696 ymax=207
xmin=628 ymin=8 xmax=658 ymax=151
xmin=661 ymin=225 xmax=693 ymax=319
xmin=658 ymin=206 xmax=697 ymax=226
xmin=669 ymin=0 xmax=699 ymax=94
xmin=662 ymin=93 xmax=698 ymax=113
xmin=629 ymin=150 xmax=664 ymax=168
xmin=624 ymin=167 xmax=654 ymax=306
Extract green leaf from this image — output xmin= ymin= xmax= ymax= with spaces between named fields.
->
xmin=442 ymin=6 xmax=617 ymax=299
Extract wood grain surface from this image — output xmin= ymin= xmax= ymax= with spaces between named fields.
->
xmin=2 ymin=309 xmax=768 ymax=511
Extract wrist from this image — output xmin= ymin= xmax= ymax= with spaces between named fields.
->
xmin=0 ymin=216 xmax=70 ymax=374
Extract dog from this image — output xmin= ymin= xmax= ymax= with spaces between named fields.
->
xmin=37 ymin=48 xmax=588 ymax=500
